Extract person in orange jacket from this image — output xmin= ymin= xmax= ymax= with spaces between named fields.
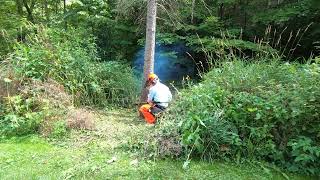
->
xmin=139 ymin=73 xmax=172 ymax=124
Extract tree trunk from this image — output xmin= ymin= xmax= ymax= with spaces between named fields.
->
xmin=140 ymin=0 xmax=157 ymax=102
xmin=191 ymin=0 xmax=195 ymax=23
xmin=219 ymin=3 xmax=224 ymax=19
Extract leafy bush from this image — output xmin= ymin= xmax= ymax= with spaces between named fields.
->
xmin=50 ymin=120 xmax=69 ymax=138
xmin=0 ymin=95 xmax=49 ymax=136
xmin=7 ymin=25 xmax=138 ymax=107
xmin=157 ymin=59 xmax=320 ymax=175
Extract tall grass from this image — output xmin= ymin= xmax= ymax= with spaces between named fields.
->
xmin=259 ymin=23 xmax=314 ymax=60
xmin=188 ymin=24 xmax=314 ymax=77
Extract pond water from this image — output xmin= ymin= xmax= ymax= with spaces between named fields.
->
xmin=133 ymin=43 xmax=196 ymax=83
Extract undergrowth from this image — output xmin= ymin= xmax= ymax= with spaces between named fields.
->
xmin=5 ymin=25 xmax=139 ymax=107
xmin=0 ymin=25 xmax=139 ymax=137
xmin=156 ymin=58 xmax=320 ymax=175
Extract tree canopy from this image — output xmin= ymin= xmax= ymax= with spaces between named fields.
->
xmin=1 ymin=0 xmax=319 ymax=61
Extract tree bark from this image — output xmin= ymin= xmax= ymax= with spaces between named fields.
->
xmin=219 ymin=3 xmax=224 ymax=19
xmin=191 ymin=0 xmax=195 ymax=23
xmin=140 ymin=0 xmax=157 ymax=102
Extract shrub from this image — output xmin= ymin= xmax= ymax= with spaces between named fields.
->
xmin=0 ymin=95 xmax=49 ymax=136
xmin=7 ymin=25 xmax=139 ymax=107
xmin=157 ymin=59 xmax=320 ymax=175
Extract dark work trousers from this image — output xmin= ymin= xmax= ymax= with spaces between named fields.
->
xmin=150 ymin=104 xmax=166 ymax=116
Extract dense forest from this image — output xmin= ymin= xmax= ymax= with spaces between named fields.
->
xmin=1 ymin=0 xmax=319 ymax=62
xmin=0 ymin=0 xmax=319 ymax=179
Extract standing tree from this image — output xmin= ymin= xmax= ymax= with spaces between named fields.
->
xmin=140 ymin=0 xmax=157 ymax=102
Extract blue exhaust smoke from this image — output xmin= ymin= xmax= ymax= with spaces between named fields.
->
xmin=133 ymin=42 xmax=195 ymax=83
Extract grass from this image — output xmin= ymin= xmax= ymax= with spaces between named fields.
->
xmin=0 ymin=109 xmax=315 ymax=180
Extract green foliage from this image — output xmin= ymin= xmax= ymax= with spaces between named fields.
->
xmin=50 ymin=120 xmax=68 ymax=138
xmin=67 ymin=0 xmax=139 ymax=61
xmin=287 ymin=136 xmax=320 ymax=174
xmin=0 ymin=1 xmax=25 ymax=59
xmin=0 ymin=96 xmax=48 ymax=136
xmin=1 ymin=0 xmax=319 ymax=63
xmin=165 ymin=0 xmax=319 ymax=59
xmin=252 ymin=0 xmax=317 ymax=24
xmin=186 ymin=36 xmax=277 ymax=56
xmin=158 ymin=59 xmax=320 ymax=175
xmin=7 ymin=25 xmax=138 ymax=107
xmin=2 ymin=0 xmax=318 ymax=64
xmin=197 ymin=16 xmax=222 ymax=36
xmin=93 ymin=19 xmax=139 ymax=62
